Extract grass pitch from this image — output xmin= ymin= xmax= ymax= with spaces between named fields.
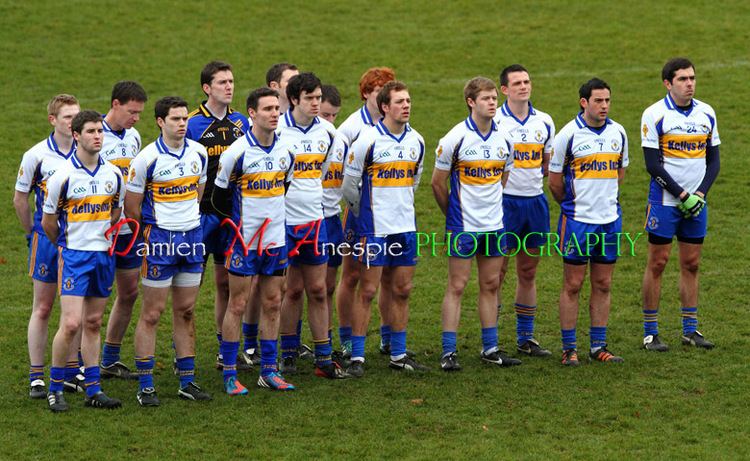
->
xmin=1 ymin=1 xmax=749 ymax=459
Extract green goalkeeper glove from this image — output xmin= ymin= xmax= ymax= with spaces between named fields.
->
xmin=679 ymin=193 xmax=706 ymax=218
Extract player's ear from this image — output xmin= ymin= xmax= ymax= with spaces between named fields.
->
xmin=48 ymin=114 xmax=56 ymax=126
xmin=662 ymin=79 xmax=672 ymax=91
xmin=202 ymin=83 xmax=211 ymax=96
xmin=156 ymin=117 xmax=165 ymax=129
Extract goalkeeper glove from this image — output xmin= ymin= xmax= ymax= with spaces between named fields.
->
xmin=679 ymin=193 xmax=705 ymax=218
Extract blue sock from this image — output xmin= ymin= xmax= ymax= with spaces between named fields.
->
xmin=339 ymin=326 xmax=352 ymax=347
xmin=176 ymin=356 xmax=195 ymax=388
xmin=84 ymin=366 xmax=101 ymax=397
xmin=515 ymin=303 xmax=537 ymax=345
xmin=135 ymin=356 xmax=155 ymax=391
xmin=29 ymin=364 xmax=44 ymax=384
xmin=481 ymin=326 xmax=498 ymax=353
xmin=260 ymin=339 xmax=277 ymax=376
xmin=380 ymin=325 xmax=391 ymax=347
xmin=590 ymin=326 xmax=607 ymax=351
xmin=101 ymin=341 xmax=121 ymax=367
xmin=390 ymin=330 xmax=407 ymax=359
xmin=220 ymin=341 xmax=240 ymax=382
xmin=442 ymin=331 xmax=457 ymax=356
xmin=561 ymin=328 xmax=577 ymax=351
xmin=351 ymin=335 xmax=366 ymax=362
xmin=65 ymin=361 xmax=78 ymax=381
xmin=643 ymin=309 xmax=659 ymax=337
xmin=242 ymin=323 xmax=258 ymax=351
xmin=50 ymin=366 xmax=65 ymax=393
xmin=314 ymin=339 xmax=332 ymax=366
xmin=682 ymin=307 xmax=698 ymax=335
xmin=281 ymin=334 xmax=297 ymax=359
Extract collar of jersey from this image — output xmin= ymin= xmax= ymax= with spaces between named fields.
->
xmin=500 ymin=101 xmax=536 ymax=125
xmin=102 ymin=117 xmax=126 ymax=140
xmin=464 ymin=116 xmax=497 ymax=142
xmin=664 ymin=93 xmax=695 ymax=116
xmin=285 ymin=111 xmax=319 ymax=134
xmin=245 ymin=130 xmax=277 ymax=154
xmin=199 ymin=101 xmax=235 ymax=121
xmin=359 ymin=105 xmax=377 ymax=126
xmin=70 ymin=152 xmax=104 ymax=177
xmin=47 ymin=132 xmax=76 ymax=158
xmin=575 ymin=112 xmax=611 ymax=135
xmin=376 ymin=120 xmax=410 ymax=143
xmin=156 ymin=135 xmax=188 ymax=159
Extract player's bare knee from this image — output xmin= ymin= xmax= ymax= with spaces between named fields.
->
xmin=60 ymin=317 xmax=81 ymax=338
xmin=680 ymin=259 xmax=700 ymax=275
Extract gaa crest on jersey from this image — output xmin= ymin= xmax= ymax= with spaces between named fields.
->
xmin=318 ymin=141 xmax=327 ymax=153
xmin=105 ymin=181 xmax=114 ymax=194
xmin=191 ymin=161 xmax=200 ymax=174
xmin=642 ymin=124 xmax=649 ymax=137
xmin=611 ymin=139 xmax=620 ymax=151
xmin=409 ymin=147 xmax=417 ymax=160
xmin=647 ymin=216 xmax=659 ymax=230
xmin=279 ymin=156 xmax=288 ymax=170
xmin=535 ymin=130 xmax=544 ymax=142
xmin=64 ymin=277 xmax=75 ymax=290
xmin=335 ymin=148 xmax=343 ymax=161
xmin=232 ymin=254 xmax=243 ymax=268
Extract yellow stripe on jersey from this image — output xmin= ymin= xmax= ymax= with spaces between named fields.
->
xmin=660 ymin=134 xmax=708 ymax=159
xmin=108 ymin=157 xmax=132 ymax=179
xmin=152 ymin=176 xmax=200 ymax=203
xmin=322 ymin=163 xmax=343 ymax=189
xmin=369 ymin=161 xmax=418 ymax=187
xmin=241 ymin=171 xmax=286 ymax=197
xmin=457 ymin=160 xmax=506 ymax=185
xmin=293 ymin=154 xmax=326 ymax=179
xmin=65 ymin=195 xmax=115 ymax=222
xmin=572 ymin=153 xmax=621 ymax=179
xmin=511 ymin=143 xmax=544 ymax=169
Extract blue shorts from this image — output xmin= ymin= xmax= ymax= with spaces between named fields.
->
xmin=286 ymin=220 xmax=329 ymax=266
xmin=28 ymin=231 xmax=58 ymax=283
xmin=645 ymin=203 xmax=708 ymax=241
xmin=324 ymin=215 xmax=344 ymax=267
xmin=342 ymin=208 xmax=359 ymax=245
xmin=558 ymin=215 xmax=622 ymax=264
xmin=114 ymin=233 xmax=143 ymax=270
xmin=201 ymin=212 xmax=230 ymax=265
xmin=357 ymin=232 xmax=418 ymax=267
xmin=58 ymin=248 xmax=115 ymax=297
xmin=226 ymin=243 xmax=289 ymax=277
xmin=503 ymin=194 xmax=550 ymax=249
xmin=141 ymin=226 xmax=205 ymax=281
xmin=446 ymin=229 xmax=506 ymax=258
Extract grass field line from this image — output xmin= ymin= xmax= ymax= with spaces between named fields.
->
xmin=410 ymin=59 xmax=750 ymax=86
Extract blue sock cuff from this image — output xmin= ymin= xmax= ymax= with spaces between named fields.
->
xmin=442 ymin=331 xmax=457 ymax=355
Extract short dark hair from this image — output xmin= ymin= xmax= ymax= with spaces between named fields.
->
xmin=154 ymin=96 xmax=188 ymax=120
xmin=246 ymin=87 xmax=279 ymax=111
xmin=201 ymin=61 xmax=233 ymax=89
xmin=72 ymin=110 xmax=103 ymax=134
xmin=499 ymin=64 xmax=528 ymax=87
xmin=111 ymin=81 xmax=147 ymax=105
xmin=266 ymin=62 xmax=298 ymax=86
xmin=376 ymin=80 xmax=409 ymax=116
xmin=286 ymin=72 xmax=322 ymax=110
xmin=321 ymin=84 xmax=341 ymax=107
xmin=662 ymin=57 xmax=694 ymax=83
xmin=579 ymin=77 xmax=610 ymax=108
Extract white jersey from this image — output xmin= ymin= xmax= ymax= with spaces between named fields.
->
xmin=338 ymin=105 xmax=378 ymax=147
xmin=641 ymin=94 xmax=720 ymax=206
xmin=435 ymin=117 xmax=512 ymax=232
xmin=100 ymin=119 xmax=141 ymax=235
xmin=215 ymin=131 xmax=294 ymax=250
xmin=127 ymin=136 xmax=208 ymax=232
xmin=43 ymin=154 xmax=123 ymax=251
xmin=321 ymin=134 xmax=349 ymax=217
xmin=276 ymin=112 xmax=336 ymax=225
xmin=15 ymin=134 xmax=76 ymax=233
xmin=550 ymin=114 xmax=629 ymax=224
xmin=495 ymin=102 xmax=555 ymax=197
xmin=345 ymin=121 xmax=425 ymax=236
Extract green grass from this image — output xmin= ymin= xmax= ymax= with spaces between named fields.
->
xmin=1 ymin=1 xmax=749 ymax=459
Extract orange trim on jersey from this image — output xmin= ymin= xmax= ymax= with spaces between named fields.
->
xmin=558 ymin=215 xmax=567 ymax=254
xmin=57 ymin=247 xmax=64 ymax=296
xmin=152 ymin=176 xmax=200 ymax=203
xmin=65 ymin=195 xmax=116 ymax=223
xmin=368 ymin=161 xmax=418 ymax=187
xmin=293 ymin=154 xmax=326 ymax=179
xmin=643 ymin=204 xmax=652 ymax=230
xmin=572 ymin=153 xmax=621 ymax=179
xmin=511 ymin=143 xmax=545 ymax=169
xmin=140 ymin=225 xmax=152 ymax=278
xmin=457 ymin=160 xmax=506 ymax=185
xmin=660 ymin=134 xmax=708 ymax=159
xmin=241 ymin=171 xmax=286 ymax=198
xmin=28 ymin=233 xmax=39 ymax=277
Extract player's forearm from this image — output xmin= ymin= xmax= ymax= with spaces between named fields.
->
xmin=542 ymin=152 xmax=550 ymax=177
xmin=342 ymin=175 xmax=361 ymax=215
xmin=430 ymin=183 xmax=448 ymax=217
xmin=13 ymin=193 xmax=33 ymax=235
xmin=643 ymin=147 xmax=686 ymax=199
xmin=41 ymin=214 xmax=58 ymax=243
xmin=110 ymin=208 xmax=122 ymax=226
xmin=696 ymin=145 xmax=720 ymax=196
xmin=211 ymin=185 xmax=233 ymax=218
xmin=124 ymin=195 xmax=143 ymax=234
xmin=618 ymin=168 xmax=626 ymax=186
xmin=548 ymin=173 xmax=564 ymax=204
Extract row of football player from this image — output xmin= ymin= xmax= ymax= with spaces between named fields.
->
xmin=14 ymin=58 xmax=719 ymax=412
